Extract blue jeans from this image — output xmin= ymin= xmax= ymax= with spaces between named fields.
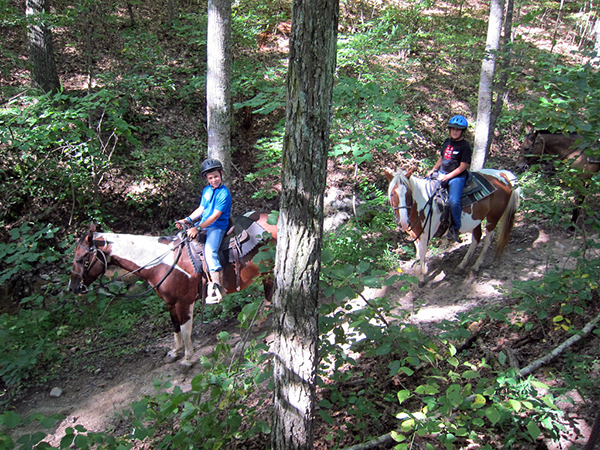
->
xmin=205 ymin=227 xmax=225 ymax=272
xmin=444 ymin=174 xmax=466 ymax=231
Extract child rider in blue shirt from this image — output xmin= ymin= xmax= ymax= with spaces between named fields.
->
xmin=176 ymin=158 xmax=231 ymax=303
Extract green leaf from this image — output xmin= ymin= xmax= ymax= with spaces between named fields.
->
xmin=0 ymin=411 xmax=21 ymax=428
xmin=400 ymin=366 xmax=414 ymax=376
xmin=389 ymin=360 xmax=401 ymax=376
xmin=471 ymin=394 xmax=486 ymax=409
xmin=484 ymin=406 xmax=501 ymax=425
xmin=319 ymin=410 xmax=334 ymax=424
xmin=397 ymin=389 xmax=411 ymax=405
xmin=508 ymin=399 xmax=521 ymax=412
xmin=527 ymin=420 xmax=541 ymax=440
xmin=400 ymin=418 xmax=415 ymax=432
xmin=390 ymin=430 xmax=406 ymax=442
xmin=462 ymin=370 xmax=479 ymax=379
xmin=498 ymin=351 xmax=507 ymax=366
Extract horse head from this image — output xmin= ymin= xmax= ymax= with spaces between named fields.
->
xmin=516 ymin=132 xmax=539 ymax=172
xmin=386 ymin=169 xmax=414 ymax=232
xmin=69 ymin=226 xmax=109 ymax=294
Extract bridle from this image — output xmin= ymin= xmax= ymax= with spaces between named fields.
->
xmin=71 ymin=241 xmax=109 ymax=292
xmin=390 ymin=178 xmax=440 ymax=245
xmin=72 ymin=236 xmax=188 ymax=297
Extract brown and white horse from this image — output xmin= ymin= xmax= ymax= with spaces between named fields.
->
xmin=69 ymin=213 xmax=277 ymax=366
xmin=385 ymin=168 xmax=521 ymax=278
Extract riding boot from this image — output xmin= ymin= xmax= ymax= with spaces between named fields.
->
xmin=206 ymin=270 xmax=226 ymax=304
xmin=447 ymin=227 xmax=461 ymax=243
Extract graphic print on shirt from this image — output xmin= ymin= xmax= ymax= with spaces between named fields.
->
xmin=444 ymin=144 xmax=454 ymax=160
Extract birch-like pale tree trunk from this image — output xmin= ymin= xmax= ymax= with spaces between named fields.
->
xmin=206 ymin=0 xmax=232 ymax=181
xmin=472 ymin=0 xmax=504 ymax=170
xmin=271 ymin=0 xmax=339 ymax=448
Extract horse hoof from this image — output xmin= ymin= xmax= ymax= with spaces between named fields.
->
xmin=165 ymin=350 xmax=181 ymax=363
xmin=179 ymin=358 xmax=193 ymax=368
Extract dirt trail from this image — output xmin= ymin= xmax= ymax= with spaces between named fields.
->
xmin=7 ymin=222 xmax=598 ymax=448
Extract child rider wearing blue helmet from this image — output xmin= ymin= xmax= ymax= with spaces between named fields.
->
xmin=426 ymin=115 xmax=472 ymax=243
xmin=176 ymin=158 xmax=232 ymax=303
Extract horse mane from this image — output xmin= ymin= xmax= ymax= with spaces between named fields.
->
xmin=388 ymin=170 xmax=411 ymax=198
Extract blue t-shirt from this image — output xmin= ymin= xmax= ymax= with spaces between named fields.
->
xmin=197 ymin=184 xmax=231 ymax=231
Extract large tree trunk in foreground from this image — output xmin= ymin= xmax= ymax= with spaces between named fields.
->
xmin=271 ymin=0 xmax=339 ymax=448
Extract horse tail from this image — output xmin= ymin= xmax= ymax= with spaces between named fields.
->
xmin=495 ymin=183 xmax=521 ymax=257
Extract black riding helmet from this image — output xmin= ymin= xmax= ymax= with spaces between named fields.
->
xmin=201 ymin=158 xmax=223 ymax=177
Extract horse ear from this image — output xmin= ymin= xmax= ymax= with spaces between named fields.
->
xmin=383 ymin=168 xmax=395 ymax=181
xmin=524 ymin=123 xmax=534 ymax=134
xmin=86 ymin=223 xmax=97 ymax=243
xmin=406 ymin=167 xmax=415 ymax=178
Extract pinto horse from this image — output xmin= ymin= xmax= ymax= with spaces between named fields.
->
xmin=516 ymin=131 xmax=600 ymax=223
xmin=385 ymin=168 xmax=520 ymax=278
xmin=69 ymin=212 xmax=277 ymax=366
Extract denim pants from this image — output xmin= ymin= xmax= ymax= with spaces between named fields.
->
xmin=445 ymin=174 xmax=466 ymax=231
xmin=205 ymin=227 xmax=225 ymax=272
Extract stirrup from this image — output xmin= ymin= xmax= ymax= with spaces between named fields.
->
xmin=205 ymin=282 xmax=224 ymax=304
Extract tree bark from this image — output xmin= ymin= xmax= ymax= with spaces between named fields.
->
xmin=206 ymin=0 xmax=232 ymax=181
xmin=472 ymin=0 xmax=504 ymax=170
xmin=487 ymin=0 xmax=514 ymax=153
xmin=271 ymin=0 xmax=339 ymax=448
xmin=26 ymin=0 xmax=60 ymax=93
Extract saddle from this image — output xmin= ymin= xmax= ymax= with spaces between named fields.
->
xmin=184 ymin=211 xmax=268 ymax=290
xmin=430 ymin=171 xmax=497 ymax=238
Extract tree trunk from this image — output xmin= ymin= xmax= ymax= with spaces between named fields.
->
xmin=593 ymin=17 xmax=600 ymax=67
xmin=271 ymin=0 xmax=339 ymax=449
xmin=206 ymin=0 xmax=232 ymax=181
xmin=472 ymin=0 xmax=504 ymax=170
xmin=26 ymin=0 xmax=60 ymax=93
xmin=487 ymin=0 xmax=514 ymax=153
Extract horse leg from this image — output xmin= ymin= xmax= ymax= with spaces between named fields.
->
xmin=179 ymin=303 xmax=194 ymax=366
xmin=458 ymin=225 xmax=482 ymax=271
xmin=471 ymin=229 xmax=495 ymax=273
xmin=165 ymin=301 xmax=194 ymax=365
xmin=262 ymin=276 xmax=274 ymax=302
xmin=166 ymin=311 xmax=183 ymax=363
xmin=414 ymin=238 xmax=429 ymax=278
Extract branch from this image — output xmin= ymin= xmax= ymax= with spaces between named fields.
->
xmin=341 ymin=432 xmax=395 ymax=450
xmin=340 ymin=312 xmax=600 ymax=450
xmin=518 ymin=310 xmax=600 ymax=378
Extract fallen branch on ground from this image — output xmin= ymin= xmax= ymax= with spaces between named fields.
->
xmin=518 ymin=310 xmax=600 ymax=378
xmin=339 ymin=311 xmax=600 ymax=450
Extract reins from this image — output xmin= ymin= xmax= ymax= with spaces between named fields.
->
xmin=77 ymin=235 xmax=189 ymax=298
xmin=392 ymin=178 xmax=441 ymax=245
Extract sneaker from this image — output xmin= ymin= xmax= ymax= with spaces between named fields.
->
xmin=447 ymin=227 xmax=461 ymax=243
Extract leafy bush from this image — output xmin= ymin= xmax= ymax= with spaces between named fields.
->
xmin=0 ymin=90 xmax=138 ymax=224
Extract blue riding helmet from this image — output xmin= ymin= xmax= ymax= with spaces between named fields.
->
xmin=448 ymin=115 xmax=468 ymax=130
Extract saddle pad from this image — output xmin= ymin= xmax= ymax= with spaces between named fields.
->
xmin=461 ymin=172 xmax=496 ymax=207
xmin=222 ymin=216 xmax=267 ymax=263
